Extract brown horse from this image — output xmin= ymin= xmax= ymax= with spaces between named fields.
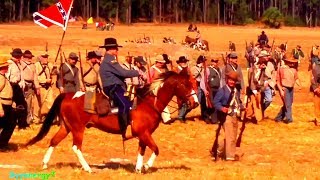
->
xmin=25 ymin=71 xmax=198 ymax=173
xmin=185 ymin=36 xmax=209 ymax=51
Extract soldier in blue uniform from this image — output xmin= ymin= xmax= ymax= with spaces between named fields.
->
xmin=99 ymin=38 xmax=140 ymax=140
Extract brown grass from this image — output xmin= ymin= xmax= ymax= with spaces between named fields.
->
xmin=0 ymin=23 xmax=320 ymax=179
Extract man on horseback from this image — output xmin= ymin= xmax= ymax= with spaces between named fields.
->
xmin=99 ymin=38 xmax=140 ymax=140
xmin=258 ymin=31 xmax=269 ymax=45
xmin=195 ymin=30 xmax=203 ymax=49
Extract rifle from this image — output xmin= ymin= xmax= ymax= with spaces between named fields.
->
xmin=270 ymin=39 xmax=275 ymax=54
xmin=236 ymin=86 xmax=250 ymax=148
xmin=125 ymin=52 xmax=135 ymax=101
xmin=78 ymin=49 xmax=85 ymax=88
xmin=211 ymin=89 xmax=235 ymax=161
xmin=145 ymin=54 xmax=152 ymax=83
xmin=45 ymin=41 xmax=48 ymax=54
xmin=221 ymin=53 xmax=227 ymax=66
xmin=203 ymin=56 xmax=213 ymax=108
xmin=59 ymin=51 xmax=65 ymax=90
xmin=284 ymin=41 xmax=288 ymax=52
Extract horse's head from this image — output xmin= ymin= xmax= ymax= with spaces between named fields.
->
xmin=151 ymin=72 xmax=198 ymax=112
xmin=167 ymin=71 xmax=199 ymax=110
xmin=174 ymin=72 xmax=199 ymax=111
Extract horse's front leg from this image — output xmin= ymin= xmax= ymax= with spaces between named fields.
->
xmin=142 ymin=134 xmax=159 ymax=172
xmin=71 ymin=128 xmax=92 ymax=173
xmin=135 ymin=140 xmax=146 ymax=173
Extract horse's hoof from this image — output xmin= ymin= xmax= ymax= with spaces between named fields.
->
xmin=42 ymin=164 xmax=48 ymax=169
xmin=135 ymin=168 xmax=142 ymax=174
xmin=143 ymin=164 xmax=150 ymax=172
xmin=85 ymin=168 xmax=92 ymax=173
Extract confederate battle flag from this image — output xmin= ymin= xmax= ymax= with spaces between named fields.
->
xmin=33 ymin=0 xmax=74 ymax=31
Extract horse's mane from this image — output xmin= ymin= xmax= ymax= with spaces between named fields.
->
xmin=149 ymin=71 xmax=178 ymax=92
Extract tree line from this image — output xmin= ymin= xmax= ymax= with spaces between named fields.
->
xmin=1 ymin=0 xmax=320 ymax=27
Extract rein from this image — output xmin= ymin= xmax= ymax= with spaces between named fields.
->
xmin=128 ymin=79 xmax=196 ymax=115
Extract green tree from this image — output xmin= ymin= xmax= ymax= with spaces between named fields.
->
xmin=262 ymin=7 xmax=283 ymax=28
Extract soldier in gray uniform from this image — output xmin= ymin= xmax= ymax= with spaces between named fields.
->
xmin=57 ymin=52 xmax=83 ymax=93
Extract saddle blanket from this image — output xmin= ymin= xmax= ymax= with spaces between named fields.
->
xmin=72 ymin=91 xmax=131 ymax=115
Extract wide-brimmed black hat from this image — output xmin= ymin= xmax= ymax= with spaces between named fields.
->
xmin=11 ymin=48 xmax=23 ymax=58
xmin=134 ymin=56 xmax=147 ymax=65
xmin=162 ymin=54 xmax=171 ymax=64
xmin=23 ymin=50 xmax=34 ymax=58
xmin=176 ymin=56 xmax=189 ymax=63
xmin=99 ymin=38 xmax=123 ymax=48
xmin=211 ymin=59 xmax=219 ymax=62
xmin=197 ymin=55 xmax=206 ymax=64
xmin=87 ymin=51 xmax=102 ymax=59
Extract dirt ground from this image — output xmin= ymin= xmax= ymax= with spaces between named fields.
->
xmin=1 ymin=23 xmax=320 ymax=179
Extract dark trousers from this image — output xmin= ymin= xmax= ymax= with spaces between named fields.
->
xmin=103 ymin=85 xmax=132 ymax=133
xmin=0 ymin=105 xmax=16 ymax=146
xmin=11 ymin=83 xmax=28 ymax=129
xmin=209 ymin=89 xmax=219 ymax=123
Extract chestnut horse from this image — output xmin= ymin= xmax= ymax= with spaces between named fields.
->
xmin=25 ymin=72 xmax=198 ymax=173
xmin=185 ymin=36 xmax=209 ymax=51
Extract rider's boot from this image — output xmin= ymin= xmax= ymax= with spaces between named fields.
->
xmin=119 ymin=113 xmax=133 ymax=141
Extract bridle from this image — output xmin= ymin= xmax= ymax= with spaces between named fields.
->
xmin=150 ymin=79 xmax=197 ymax=115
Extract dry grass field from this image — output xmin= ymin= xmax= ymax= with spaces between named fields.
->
xmin=0 ymin=22 xmax=320 ymax=179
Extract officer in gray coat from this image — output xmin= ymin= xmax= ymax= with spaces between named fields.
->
xmin=57 ymin=52 xmax=83 ymax=93
xmin=99 ymin=38 xmax=140 ymax=141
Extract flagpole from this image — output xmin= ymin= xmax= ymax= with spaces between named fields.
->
xmin=53 ymin=0 xmax=74 ymax=63
xmin=54 ymin=30 xmax=66 ymax=63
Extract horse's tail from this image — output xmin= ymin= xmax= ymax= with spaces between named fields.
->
xmin=24 ymin=93 xmax=66 ymax=147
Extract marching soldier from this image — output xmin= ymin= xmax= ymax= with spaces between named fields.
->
xmin=121 ymin=55 xmax=139 ymax=101
xmin=34 ymin=53 xmax=57 ymax=123
xmin=57 ymin=52 xmax=83 ymax=93
xmin=311 ymin=45 xmax=319 ymax=65
xmin=148 ymin=55 xmax=172 ymax=124
xmin=175 ymin=56 xmax=191 ymax=121
xmin=99 ymin=38 xmax=140 ymax=140
xmin=311 ymin=57 xmax=320 ymax=124
xmin=275 ymin=57 xmax=298 ymax=124
xmin=21 ymin=50 xmax=40 ymax=124
xmin=192 ymin=56 xmax=207 ymax=120
xmin=83 ymin=51 xmax=103 ymax=92
xmin=292 ymin=45 xmax=305 ymax=69
xmin=133 ymin=56 xmax=148 ymax=89
xmin=222 ymin=52 xmax=245 ymax=94
xmin=213 ymin=71 xmax=245 ymax=161
xmin=5 ymin=48 xmax=29 ymax=129
xmin=0 ymin=58 xmax=15 ymax=148
xmin=207 ymin=59 xmax=222 ymax=123
xmin=162 ymin=54 xmax=173 ymax=71
xmin=148 ymin=55 xmax=168 ymax=83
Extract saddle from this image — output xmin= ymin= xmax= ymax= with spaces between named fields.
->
xmin=83 ymin=91 xmax=114 ymax=116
